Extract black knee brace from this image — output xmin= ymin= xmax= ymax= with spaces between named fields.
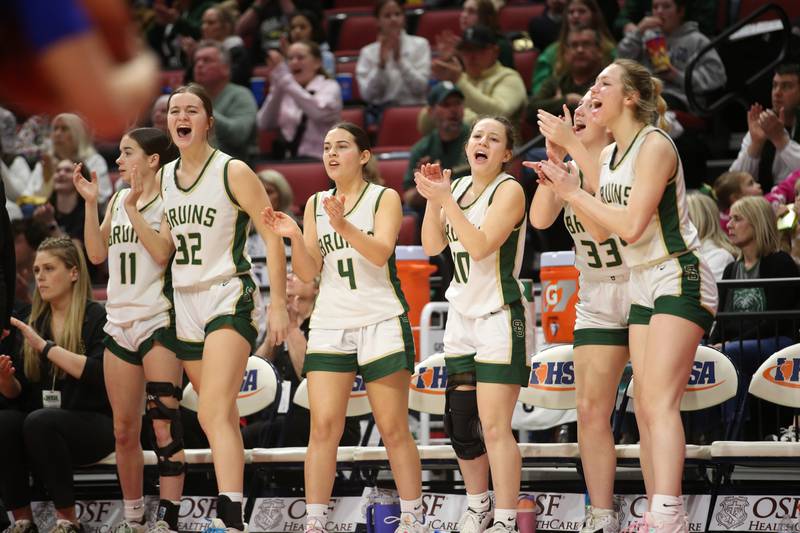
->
xmin=443 ymin=372 xmax=486 ymax=460
xmin=146 ymin=381 xmax=186 ymax=477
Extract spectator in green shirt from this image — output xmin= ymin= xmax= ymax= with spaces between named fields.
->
xmin=404 ymin=82 xmax=470 ymax=221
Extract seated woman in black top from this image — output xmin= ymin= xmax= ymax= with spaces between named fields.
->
xmin=0 ymin=236 xmax=112 ymax=533
xmin=710 ymin=196 xmax=799 ymax=433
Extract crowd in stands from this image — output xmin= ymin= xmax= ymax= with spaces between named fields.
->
xmin=3 ymin=0 xmax=800 ymax=525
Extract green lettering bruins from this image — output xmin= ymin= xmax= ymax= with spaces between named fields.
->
xmin=317 ymin=230 xmax=374 ymax=258
xmin=166 ymin=205 xmax=217 ymax=229
xmin=108 ymin=224 xmax=139 ymax=246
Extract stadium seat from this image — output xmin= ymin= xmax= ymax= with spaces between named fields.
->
xmin=498 ymin=4 xmax=546 ymax=33
xmin=182 ymin=356 xmax=281 ymax=417
xmin=91 ymin=286 xmax=108 ymax=302
xmin=376 ymin=157 xmax=409 ymax=195
xmin=415 ymin=9 xmax=461 ymax=43
xmin=513 ymin=49 xmax=539 ymax=94
xmin=255 ymin=161 xmax=331 ymax=213
xmin=614 ymin=345 xmax=739 ymax=465
xmin=398 ymin=214 xmax=419 ymax=245
xmin=710 ymin=344 xmax=800 ymax=475
xmin=737 ymin=0 xmax=800 ymax=21
xmin=335 ymin=15 xmax=379 ymax=55
xmin=340 ymin=106 xmax=366 ymax=129
xmin=334 ymin=0 xmax=374 ymax=8
xmin=375 ymin=105 xmax=424 ymax=152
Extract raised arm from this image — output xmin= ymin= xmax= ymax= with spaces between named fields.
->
xmin=74 ymin=165 xmax=112 ymax=264
xmin=417 ymin=165 xmax=449 ymax=256
xmin=227 ymin=160 xmax=289 ymax=345
xmin=124 ymin=168 xmax=174 ymax=265
xmin=540 ymin=133 xmax=675 ymax=244
xmin=262 ymin=195 xmax=323 ymax=284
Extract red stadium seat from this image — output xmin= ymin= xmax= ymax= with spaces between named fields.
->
xmin=334 ymin=0 xmax=374 ymax=9
xmin=737 ymin=0 xmax=800 ymax=21
xmin=258 ymin=130 xmax=278 ymax=156
xmin=335 ymin=59 xmax=362 ymax=103
xmin=255 ymin=161 xmax=330 ymax=214
xmin=513 ymin=49 xmax=539 ymax=94
xmin=398 ymin=214 xmax=420 ymax=245
xmin=92 ymin=286 xmax=108 ymax=302
xmin=340 ymin=106 xmax=365 ymax=129
xmin=377 ymin=157 xmax=410 ymax=195
xmin=498 ymin=4 xmax=545 ymax=33
xmin=335 ymin=15 xmax=379 ymax=55
xmin=375 ymin=106 xmax=424 ymax=152
xmin=415 ymin=10 xmax=461 ymax=43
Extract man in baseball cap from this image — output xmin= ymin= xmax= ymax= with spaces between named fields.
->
xmin=404 ymin=81 xmax=470 ymax=215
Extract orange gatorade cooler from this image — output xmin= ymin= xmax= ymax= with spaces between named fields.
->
xmin=395 ymin=246 xmax=437 ymax=360
xmin=539 ymin=251 xmax=579 ymax=344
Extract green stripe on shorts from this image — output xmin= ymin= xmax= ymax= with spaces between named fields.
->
xmin=653 ymin=253 xmax=715 ymax=333
xmin=104 ymin=335 xmax=143 ymax=366
xmin=360 ymin=314 xmax=415 ymax=382
xmin=445 ymin=353 xmax=477 ymax=376
xmin=628 ymin=304 xmax=653 ymax=326
xmin=573 ymin=327 xmax=629 ymax=347
xmin=206 ymin=275 xmax=259 ymax=352
xmin=303 ymin=352 xmax=358 ymax=376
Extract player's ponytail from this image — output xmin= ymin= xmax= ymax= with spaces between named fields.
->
xmin=615 ymin=58 xmax=669 ymax=128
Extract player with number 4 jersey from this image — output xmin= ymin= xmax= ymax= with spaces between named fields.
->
xmin=263 ymin=122 xmax=427 ymax=533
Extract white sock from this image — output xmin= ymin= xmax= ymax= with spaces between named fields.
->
xmin=467 ymin=491 xmax=491 ymax=511
xmin=650 ymin=494 xmax=683 ymax=517
xmin=306 ymin=503 xmax=329 ymax=523
xmin=124 ymin=498 xmax=145 ymax=523
xmin=400 ymin=497 xmax=424 ymax=522
xmin=494 ymin=509 xmax=517 ymax=528
xmin=220 ymin=492 xmax=243 ymax=503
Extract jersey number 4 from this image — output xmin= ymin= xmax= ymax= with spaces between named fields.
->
xmin=175 ymin=232 xmax=202 ymax=265
xmin=338 ymin=258 xmax=357 ymax=289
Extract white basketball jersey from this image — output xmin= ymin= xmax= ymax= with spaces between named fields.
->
xmin=444 ymin=173 xmax=526 ymax=318
xmin=564 ymin=168 xmax=629 ymax=282
xmin=310 ymin=183 xmax=409 ymax=330
xmin=598 ymin=126 xmax=700 ymax=268
xmin=161 ymin=150 xmax=253 ymax=288
xmin=105 ymin=190 xmax=171 ymax=326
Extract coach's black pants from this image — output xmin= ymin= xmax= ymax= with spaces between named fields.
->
xmin=0 ymin=408 xmax=114 ymax=509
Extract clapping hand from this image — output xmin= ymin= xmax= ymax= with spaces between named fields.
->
xmin=322 ymin=194 xmax=347 ymax=233
xmin=262 ymin=206 xmax=301 ymax=239
xmin=72 ymin=163 xmax=99 ymax=205
xmin=414 ymin=162 xmax=452 ymax=205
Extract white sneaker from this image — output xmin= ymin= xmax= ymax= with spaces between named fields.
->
xmin=394 ymin=514 xmax=430 ymax=533
xmin=456 ymin=506 xmax=493 ymax=533
xmin=201 ymin=519 xmax=248 ymax=533
xmin=581 ymin=507 xmax=620 ymax=533
xmin=483 ymin=521 xmax=516 ymax=533
xmin=305 ymin=518 xmax=326 ymax=533
xmin=111 ymin=521 xmax=147 ymax=533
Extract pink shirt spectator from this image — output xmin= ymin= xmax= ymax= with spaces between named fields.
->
xmin=765 ymin=168 xmax=800 ymax=206
xmin=257 ymin=62 xmax=343 ymax=160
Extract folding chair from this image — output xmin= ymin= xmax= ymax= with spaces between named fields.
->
xmin=614 ymin=345 xmax=739 ymax=470
xmin=710 ymin=343 xmax=800 ymax=476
